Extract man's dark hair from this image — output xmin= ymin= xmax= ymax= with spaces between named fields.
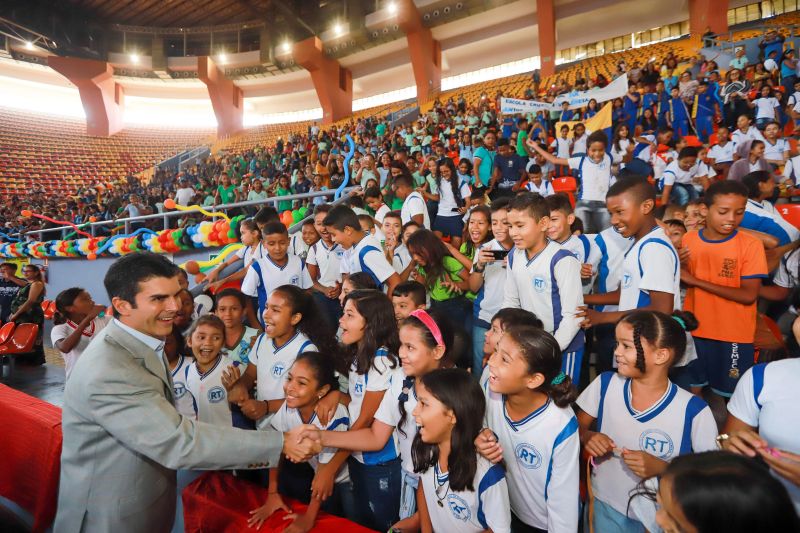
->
xmin=708 ymin=178 xmax=750 ymax=204
xmin=0 ymin=262 xmax=17 ymax=270
xmin=322 ymin=205 xmax=360 ymax=231
xmin=104 ymin=252 xmax=180 ymax=318
xmin=393 ymin=174 xmax=413 ymax=189
xmin=678 ymin=146 xmax=700 ymax=160
xmin=262 ymin=221 xmax=288 ymax=236
xmin=606 ymin=175 xmax=655 ymax=203
xmin=364 ymin=186 xmax=382 ymax=200
xmin=254 ymin=206 xmax=279 ymax=226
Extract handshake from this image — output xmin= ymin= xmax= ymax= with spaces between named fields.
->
xmin=281 ymin=425 xmax=324 ymax=462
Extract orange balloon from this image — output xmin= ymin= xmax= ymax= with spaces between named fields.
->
xmin=87 ymin=253 xmax=97 ymax=260
xmin=163 ymin=199 xmax=176 ymax=210
xmin=184 ymin=260 xmax=200 ymax=275
xmin=21 ymin=209 xmax=32 ymax=217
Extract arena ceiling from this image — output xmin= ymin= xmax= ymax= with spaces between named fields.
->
xmin=65 ymin=0 xmax=274 ymax=28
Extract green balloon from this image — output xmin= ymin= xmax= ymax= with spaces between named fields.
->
xmin=298 ymin=206 xmax=309 ymax=218
xmin=292 ymin=209 xmax=303 ymax=223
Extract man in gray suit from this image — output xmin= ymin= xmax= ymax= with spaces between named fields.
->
xmin=54 ymin=252 xmax=322 ymax=532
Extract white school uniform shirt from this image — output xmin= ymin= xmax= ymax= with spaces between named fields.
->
xmin=420 ymin=456 xmax=511 ymax=533
xmin=392 ymin=243 xmax=412 ymax=274
xmin=306 ymin=240 xmax=344 ymax=288
xmin=568 ymin=153 xmax=612 ymax=202
xmin=610 ymin=138 xmax=632 ymax=165
xmin=289 ymin=234 xmax=309 ymax=259
xmin=707 ymin=141 xmax=735 ymax=164
xmin=503 ymin=241 xmax=585 ymax=352
xmin=234 ymin=243 xmax=265 ymax=266
xmin=763 ymin=138 xmax=789 ymax=162
xmin=592 ymin=227 xmax=634 ymax=312
xmin=401 ymin=191 xmax=430 ymax=229
xmin=744 ymin=198 xmax=800 ymax=246
xmin=782 ymin=154 xmax=800 ymax=182
xmin=555 ymin=234 xmax=602 ymax=295
xmin=773 ymin=248 xmax=800 ymax=291
xmin=436 ymin=179 xmax=471 ymax=217
xmin=660 ymin=160 xmax=699 ymax=188
xmin=51 ymin=315 xmax=112 ymax=380
xmin=635 ymin=134 xmax=656 ymax=162
xmin=550 ymin=137 xmax=572 ymax=159
xmin=572 ymin=132 xmax=591 ymax=154
xmin=342 ymin=234 xmax=396 ymax=289
xmin=348 ymin=347 xmax=402 ymax=464
xmin=241 ymin=254 xmax=312 ymax=326
xmin=373 ymin=203 xmax=391 ymax=225
xmin=185 ymin=355 xmax=240 ymax=428
xmin=753 ymin=96 xmax=780 ymax=120
xmin=249 ymin=331 xmax=316 ymax=406
xmin=170 ymin=354 xmax=196 ymax=419
xmin=727 ymin=359 xmax=800 ymax=513
xmin=374 ymin=373 xmax=417 ymax=475
xmin=484 ymin=389 xmax=580 ymax=532
xmin=731 ymin=126 xmax=765 ymax=147
xmin=619 ymin=226 xmax=681 ymax=311
xmin=220 ymin=326 xmax=260 ymax=368
xmin=472 ymin=239 xmax=513 ymax=326
xmin=271 ymin=402 xmax=351 ymax=485
xmin=576 ymin=372 xmax=717 ymax=517
xmin=524 ymin=179 xmax=555 ymax=196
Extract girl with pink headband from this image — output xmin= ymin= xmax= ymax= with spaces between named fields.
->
xmin=314 ymin=308 xmax=454 ymax=533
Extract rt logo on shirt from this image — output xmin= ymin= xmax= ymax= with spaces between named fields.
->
xmin=207 ymin=386 xmax=226 ymax=403
xmin=291 ymin=275 xmax=300 ymax=285
xmin=353 ymin=381 xmax=365 ymax=396
xmin=515 ymin=443 xmax=543 ymax=469
xmin=270 ymin=362 xmax=286 ymax=377
xmin=622 ymin=272 xmax=632 ymax=288
xmin=447 ymin=494 xmax=472 ymax=522
xmin=533 ymin=277 xmax=547 ymax=293
xmin=173 ymin=384 xmax=186 ymax=399
xmin=639 ymin=429 xmax=674 ymax=459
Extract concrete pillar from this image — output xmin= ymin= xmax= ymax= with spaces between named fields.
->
xmin=197 ymin=56 xmax=243 ymax=138
xmin=396 ymin=0 xmax=441 ymax=105
xmin=48 ymin=56 xmax=124 ymax=137
xmin=689 ymin=0 xmax=729 ymax=38
xmin=537 ymin=0 xmax=556 ymax=78
xmin=293 ymin=37 xmax=353 ymax=125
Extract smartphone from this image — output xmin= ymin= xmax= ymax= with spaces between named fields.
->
xmin=490 ymin=249 xmax=510 ymax=260
xmin=451 ymin=207 xmax=460 ymax=212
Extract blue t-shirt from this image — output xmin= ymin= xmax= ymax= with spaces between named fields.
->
xmin=494 ymin=154 xmax=526 ymax=189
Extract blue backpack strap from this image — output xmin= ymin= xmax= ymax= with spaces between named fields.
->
xmin=251 ymin=261 xmax=268 ymax=327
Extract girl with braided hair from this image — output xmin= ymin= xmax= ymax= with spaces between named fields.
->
xmin=575 ymin=310 xmax=718 ymax=533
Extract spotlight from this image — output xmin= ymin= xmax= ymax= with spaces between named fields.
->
xmin=334 ymin=23 xmax=343 ymax=36
xmin=387 ymin=2 xmax=397 ymax=14
xmin=25 ymin=41 xmax=34 ymax=50
xmin=218 ymin=52 xmax=228 ymax=63
xmin=281 ymin=41 xmax=291 ymax=53
xmin=130 ymin=53 xmax=140 ymax=64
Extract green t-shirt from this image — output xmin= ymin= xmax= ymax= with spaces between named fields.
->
xmin=418 ymin=256 xmax=464 ymax=301
xmin=376 ymin=123 xmax=387 ymax=138
xmin=516 ymin=130 xmax=528 ymax=157
xmin=217 ymin=185 xmax=237 ymax=204
xmin=459 ymin=243 xmax=478 ymax=301
xmin=276 ymin=187 xmax=293 ymax=212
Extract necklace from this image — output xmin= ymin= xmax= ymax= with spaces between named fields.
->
xmin=434 ymin=463 xmax=449 ymax=507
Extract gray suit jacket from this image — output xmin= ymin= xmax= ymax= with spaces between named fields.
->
xmin=54 ymin=320 xmax=282 ymax=533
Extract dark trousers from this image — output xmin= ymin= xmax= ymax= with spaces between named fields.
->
xmin=347 ymin=456 xmax=401 ymax=531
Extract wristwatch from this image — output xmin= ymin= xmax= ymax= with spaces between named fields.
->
xmin=473 ymin=263 xmax=486 ymax=274
xmin=715 ymin=433 xmax=729 ymax=449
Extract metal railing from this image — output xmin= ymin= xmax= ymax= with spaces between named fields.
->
xmin=22 ymin=187 xmax=358 ymax=242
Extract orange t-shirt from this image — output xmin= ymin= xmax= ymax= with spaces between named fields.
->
xmin=683 ymin=229 xmax=767 ymax=343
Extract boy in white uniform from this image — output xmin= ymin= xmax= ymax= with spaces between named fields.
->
xmin=323 ymin=205 xmax=400 ymax=295
xmin=394 ymin=174 xmax=430 ymax=229
xmin=545 ymin=194 xmax=602 ymax=294
xmin=503 ymin=193 xmax=585 ymax=382
xmin=241 ymin=222 xmax=312 ymax=327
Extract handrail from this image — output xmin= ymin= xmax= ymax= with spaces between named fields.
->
xmin=22 ymin=187 xmax=358 ymax=241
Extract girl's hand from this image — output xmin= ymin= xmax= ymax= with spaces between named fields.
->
xmin=477 ymin=248 xmax=495 ymax=267
xmin=680 ymin=269 xmax=698 ymax=287
xmin=90 ymin=304 xmax=107 ymax=319
xmin=326 ymin=283 xmax=341 ymax=299
xmin=221 ymin=365 xmax=242 ymax=390
xmin=724 ymin=428 xmax=768 ymax=457
xmin=227 ymin=383 xmax=249 ymax=404
xmin=283 ymin=512 xmax=314 ymax=533
xmin=576 ymin=306 xmax=602 ymax=329
xmin=580 ymin=263 xmax=593 ymax=279
xmin=474 ymin=428 xmax=504 ymax=463
xmin=621 ymin=448 xmax=668 ymax=478
xmin=759 ymin=448 xmax=800 ymax=487
xmin=583 ymin=431 xmax=616 ymax=458
xmin=205 ymin=270 xmax=219 ymax=283
xmin=315 ymin=390 xmax=341 ymax=426
xmin=678 ymin=246 xmax=691 ymax=265
xmin=311 ymin=463 xmax=336 ymax=501
xmin=440 ymin=279 xmax=463 ymax=294
xmin=239 ymin=399 xmax=269 ymax=420
xmin=247 ymin=493 xmax=290 ymax=528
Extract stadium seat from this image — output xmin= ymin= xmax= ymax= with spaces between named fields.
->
xmin=778 ymin=204 xmax=800 ymax=230
xmin=552 ymin=176 xmax=577 ymax=207
xmin=0 ymin=323 xmax=40 ymax=380
xmin=0 ymin=322 xmax=15 ymax=345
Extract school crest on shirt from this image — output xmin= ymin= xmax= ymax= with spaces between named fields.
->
xmin=447 ymin=494 xmax=472 ymax=522
xmin=270 ymin=362 xmax=287 ymax=378
xmin=515 ymin=443 xmax=543 ymax=469
xmin=173 ymin=383 xmax=187 ymax=399
xmin=291 ymin=275 xmax=300 ymax=285
xmin=207 ymin=386 xmax=226 ymax=404
xmin=622 ymin=272 xmax=633 ymax=288
xmin=639 ymin=429 xmax=674 ymax=459
xmin=532 ymin=276 xmax=548 ymax=293
xmin=719 ymin=258 xmax=737 ymax=279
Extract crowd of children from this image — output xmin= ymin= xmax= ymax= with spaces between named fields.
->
xmin=43 ymin=34 xmax=800 ymax=533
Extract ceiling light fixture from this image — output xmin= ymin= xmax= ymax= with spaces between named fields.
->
xmin=25 ymin=41 xmax=34 ymax=50
xmin=130 ymin=53 xmax=140 ymax=64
